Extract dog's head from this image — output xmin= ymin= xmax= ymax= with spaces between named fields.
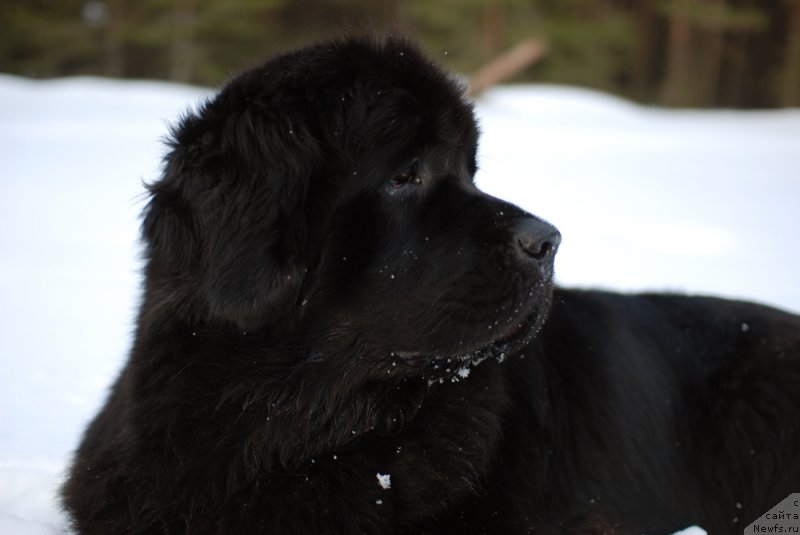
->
xmin=143 ymin=36 xmax=559 ymax=381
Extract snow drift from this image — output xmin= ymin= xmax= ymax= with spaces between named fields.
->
xmin=1 ymin=74 xmax=798 ymax=534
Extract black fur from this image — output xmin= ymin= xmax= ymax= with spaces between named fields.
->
xmin=62 ymin=36 xmax=800 ymax=534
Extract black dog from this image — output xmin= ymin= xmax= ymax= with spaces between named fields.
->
xmin=62 ymin=36 xmax=800 ymax=534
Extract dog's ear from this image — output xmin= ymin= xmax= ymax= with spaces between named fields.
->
xmin=142 ymin=103 xmax=323 ymax=330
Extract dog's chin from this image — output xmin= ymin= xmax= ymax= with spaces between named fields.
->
xmin=395 ymin=278 xmax=555 ymax=381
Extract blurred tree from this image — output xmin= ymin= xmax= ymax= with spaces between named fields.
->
xmin=0 ymin=1 xmax=95 ymax=77
xmin=631 ymin=0 xmax=660 ymax=101
xmin=534 ymin=0 xmax=634 ymax=95
xmin=780 ymin=0 xmax=800 ymax=105
xmin=482 ymin=0 xmax=507 ymax=57
xmin=0 ymin=0 xmax=795 ymax=107
xmin=404 ymin=0 xmax=536 ymax=72
xmin=660 ymin=0 xmax=767 ymax=105
xmin=102 ymin=0 xmax=125 ymax=76
xmin=187 ymin=0 xmax=285 ymax=84
xmin=170 ymin=0 xmax=195 ymax=82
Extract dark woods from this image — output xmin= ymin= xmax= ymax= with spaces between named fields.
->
xmin=1 ymin=0 xmax=798 ymax=108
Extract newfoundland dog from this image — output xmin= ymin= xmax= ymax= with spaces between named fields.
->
xmin=62 ymin=36 xmax=800 ymax=534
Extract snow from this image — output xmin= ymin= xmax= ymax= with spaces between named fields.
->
xmin=673 ymin=528 xmax=707 ymax=535
xmin=376 ymin=473 xmax=392 ymax=490
xmin=2 ymin=73 xmax=799 ymax=534
xmin=476 ymin=85 xmax=800 ymax=311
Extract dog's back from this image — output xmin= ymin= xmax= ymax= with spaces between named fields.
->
xmin=462 ymin=289 xmax=800 ymax=534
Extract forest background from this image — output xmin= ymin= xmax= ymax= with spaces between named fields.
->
xmin=2 ymin=0 xmax=799 ymax=108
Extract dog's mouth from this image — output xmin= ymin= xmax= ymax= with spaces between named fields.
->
xmin=458 ymin=298 xmax=542 ymax=362
xmin=394 ymin=278 xmax=554 ymax=382
xmin=490 ymin=303 xmax=538 ymax=347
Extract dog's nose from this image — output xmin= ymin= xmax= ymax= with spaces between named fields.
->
xmin=513 ymin=218 xmax=561 ymax=265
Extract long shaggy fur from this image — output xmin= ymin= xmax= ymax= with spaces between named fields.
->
xmin=62 ymin=36 xmax=800 ymax=535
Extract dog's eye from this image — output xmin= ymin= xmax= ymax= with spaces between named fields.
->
xmin=390 ymin=161 xmax=422 ymax=190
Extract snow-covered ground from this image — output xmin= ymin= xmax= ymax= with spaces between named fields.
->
xmin=1 ymin=73 xmax=798 ymax=534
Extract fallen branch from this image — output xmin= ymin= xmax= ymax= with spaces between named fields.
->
xmin=468 ymin=38 xmax=548 ymax=97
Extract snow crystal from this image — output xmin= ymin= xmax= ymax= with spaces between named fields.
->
xmin=376 ymin=473 xmax=392 ymax=490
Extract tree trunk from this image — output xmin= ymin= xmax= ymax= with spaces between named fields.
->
xmin=780 ymin=0 xmax=800 ymax=106
xmin=170 ymin=0 xmax=195 ymax=83
xmin=662 ymin=0 xmax=695 ymax=106
xmin=632 ymin=0 xmax=657 ymax=101
xmin=482 ymin=1 xmax=506 ymax=59
xmin=103 ymin=0 xmax=124 ymax=77
xmin=698 ymin=0 xmax=726 ymax=107
xmin=721 ymin=33 xmax=748 ymax=106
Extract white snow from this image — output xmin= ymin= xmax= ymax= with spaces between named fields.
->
xmin=2 ymin=74 xmax=799 ymax=534
xmin=476 ymin=85 xmax=800 ymax=312
xmin=673 ymin=528 xmax=707 ymax=535
xmin=376 ymin=473 xmax=392 ymax=490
